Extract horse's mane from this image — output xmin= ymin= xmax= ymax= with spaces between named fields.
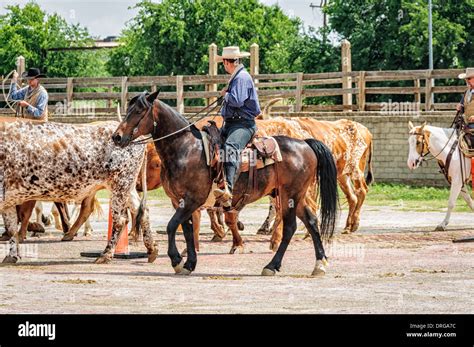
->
xmin=157 ymin=99 xmax=201 ymax=138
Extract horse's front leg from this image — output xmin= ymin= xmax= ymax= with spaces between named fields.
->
xmin=460 ymin=186 xmax=474 ymax=211
xmin=2 ymin=206 xmax=20 ymax=263
xmin=436 ymin=179 xmax=463 ymax=231
xmin=167 ymin=199 xmax=201 ymax=274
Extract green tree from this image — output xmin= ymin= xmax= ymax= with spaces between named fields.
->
xmin=107 ymin=0 xmax=302 ymax=76
xmin=0 ymin=1 xmax=107 ymax=77
xmin=325 ymin=0 xmax=473 ymax=71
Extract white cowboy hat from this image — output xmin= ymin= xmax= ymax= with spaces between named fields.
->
xmin=458 ymin=67 xmax=474 ymax=79
xmin=216 ymin=46 xmax=251 ymax=62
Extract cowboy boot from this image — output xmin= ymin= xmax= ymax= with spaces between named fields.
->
xmin=213 ymin=183 xmax=233 ymax=208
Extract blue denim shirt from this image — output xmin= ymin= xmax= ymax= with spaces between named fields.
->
xmin=221 ymin=67 xmax=261 ymax=120
xmin=9 ymin=83 xmax=48 ymax=118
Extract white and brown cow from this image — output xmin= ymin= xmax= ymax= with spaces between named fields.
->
xmin=0 ymin=117 xmax=157 ymax=264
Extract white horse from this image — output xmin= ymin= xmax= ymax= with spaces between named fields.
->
xmin=407 ymin=121 xmax=474 ymax=231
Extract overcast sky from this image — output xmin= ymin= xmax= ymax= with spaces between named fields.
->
xmin=0 ymin=0 xmax=325 ymax=38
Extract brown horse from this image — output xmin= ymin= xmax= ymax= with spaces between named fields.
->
xmin=112 ymin=91 xmax=338 ymax=276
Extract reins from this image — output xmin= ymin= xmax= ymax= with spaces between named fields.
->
xmin=130 ymin=96 xmax=223 ymax=145
xmin=410 ymin=126 xmax=457 ymax=163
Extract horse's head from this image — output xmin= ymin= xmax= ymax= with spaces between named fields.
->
xmin=112 ymin=90 xmax=160 ymax=147
xmin=407 ymin=121 xmax=430 ymax=170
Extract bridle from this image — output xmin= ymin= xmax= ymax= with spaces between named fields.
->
xmin=409 ymin=127 xmax=457 ymax=166
xmin=128 ymin=94 xmax=223 ymax=145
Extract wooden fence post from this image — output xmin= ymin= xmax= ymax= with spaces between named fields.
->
xmin=341 ymin=39 xmax=352 ymax=112
xmin=207 ymin=43 xmax=218 ymax=105
xmin=16 ymin=56 xmax=25 ymax=87
xmin=358 ymin=71 xmax=366 ymax=111
xmin=176 ymin=75 xmax=184 ymax=114
xmin=120 ymin=76 xmax=128 ymax=114
xmin=66 ymin=77 xmax=74 ymax=107
xmin=414 ymin=79 xmax=421 ymax=106
xmin=295 ymin=72 xmax=304 ymax=112
xmin=250 ymin=43 xmax=259 ymax=76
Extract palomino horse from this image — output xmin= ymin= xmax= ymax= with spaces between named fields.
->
xmin=112 ymin=91 xmax=339 ymax=276
xmin=407 ymin=121 xmax=474 ymax=230
xmin=0 ymin=117 xmax=157 ymax=263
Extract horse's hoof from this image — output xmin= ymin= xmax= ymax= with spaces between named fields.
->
xmin=148 ymin=249 xmax=158 ymax=263
xmin=94 ymin=255 xmax=112 ymax=264
xmin=181 ymin=248 xmax=188 ymax=257
xmin=311 ymin=259 xmax=328 ymax=276
xmin=2 ymin=255 xmax=18 ymax=264
xmin=173 ymin=259 xmax=185 ymax=274
xmin=229 ymin=245 xmax=244 ymax=254
xmin=261 ymin=268 xmax=276 ymax=276
xmin=341 ymin=228 xmax=351 ymax=235
xmin=435 ymin=225 xmax=446 ymax=231
xmin=175 ymin=267 xmax=192 ymax=276
xmin=211 ymin=235 xmax=224 ymax=242
xmin=61 ymin=234 xmax=74 ymax=242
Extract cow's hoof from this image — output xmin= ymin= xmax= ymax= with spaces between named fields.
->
xmin=270 ymin=241 xmax=280 ymax=252
xmin=229 ymin=245 xmax=244 ymax=254
xmin=148 ymin=249 xmax=158 ymax=263
xmin=311 ymin=259 xmax=329 ymax=276
xmin=435 ymin=225 xmax=447 ymax=232
xmin=261 ymin=268 xmax=276 ymax=276
xmin=61 ymin=234 xmax=74 ymax=242
xmin=211 ymin=235 xmax=224 ymax=242
xmin=256 ymin=228 xmax=271 ymax=235
xmin=173 ymin=259 xmax=184 ymax=274
xmin=94 ymin=255 xmax=112 ymax=264
xmin=175 ymin=267 xmax=192 ymax=276
xmin=2 ymin=255 xmax=18 ymax=264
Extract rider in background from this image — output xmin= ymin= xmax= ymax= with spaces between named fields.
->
xmin=10 ymin=68 xmax=49 ymax=121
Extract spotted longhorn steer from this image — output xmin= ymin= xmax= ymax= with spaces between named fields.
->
xmin=0 ymin=117 xmax=157 ymax=264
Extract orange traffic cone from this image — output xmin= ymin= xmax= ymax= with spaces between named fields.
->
xmin=107 ymin=203 xmax=129 ymax=255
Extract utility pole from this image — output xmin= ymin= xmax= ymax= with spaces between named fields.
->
xmin=310 ymin=0 xmax=328 ymax=28
xmin=428 ymin=0 xmax=434 ymax=106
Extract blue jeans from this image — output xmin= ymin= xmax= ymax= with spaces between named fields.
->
xmin=221 ymin=119 xmax=257 ymax=191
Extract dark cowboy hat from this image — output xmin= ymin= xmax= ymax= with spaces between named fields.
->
xmin=21 ymin=68 xmax=46 ymax=80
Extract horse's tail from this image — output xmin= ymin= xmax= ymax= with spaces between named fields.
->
xmin=133 ymin=148 xmax=148 ymax=240
xmin=365 ymin=139 xmax=374 ymax=186
xmin=304 ymin=138 xmax=339 ymax=240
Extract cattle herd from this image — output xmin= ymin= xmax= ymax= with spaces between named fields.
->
xmin=0 ymin=98 xmax=374 ymax=276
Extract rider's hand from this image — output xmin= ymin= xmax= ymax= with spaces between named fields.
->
xmin=19 ymin=100 xmax=29 ymax=108
xmin=456 ymin=103 xmax=463 ymax=112
xmin=220 ymin=87 xmax=227 ymax=97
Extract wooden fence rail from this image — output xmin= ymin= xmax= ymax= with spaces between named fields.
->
xmin=0 ymin=68 xmax=466 ymax=117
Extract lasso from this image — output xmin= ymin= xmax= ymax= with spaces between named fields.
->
xmin=2 ymin=70 xmax=20 ymax=114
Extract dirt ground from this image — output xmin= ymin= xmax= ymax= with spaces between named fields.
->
xmin=1 ymin=200 xmax=474 ymax=314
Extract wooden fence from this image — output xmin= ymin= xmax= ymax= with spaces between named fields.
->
xmin=0 ymin=43 xmax=467 ymax=117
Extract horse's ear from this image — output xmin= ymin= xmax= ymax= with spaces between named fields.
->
xmin=408 ymin=121 xmax=414 ymax=130
xmin=147 ymin=90 xmax=160 ymax=103
xmin=420 ymin=121 xmax=427 ymax=131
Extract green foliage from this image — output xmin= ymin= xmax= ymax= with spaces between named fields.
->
xmin=107 ymin=0 xmax=301 ymax=76
xmin=325 ymin=0 xmax=473 ymax=71
xmin=0 ymin=1 xmax=108 ymax=77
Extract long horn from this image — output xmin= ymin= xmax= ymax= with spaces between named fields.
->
xmin=116 ymin=103 xmax=122 ymax=122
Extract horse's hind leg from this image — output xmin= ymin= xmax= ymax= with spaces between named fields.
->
xmin=460 ymin=186 xmax=474 ymax=211
xmin=262 ymin=202 xmax=297 ymax=276
xmin=297 ymin=205 xmax=328 ymax=276
xmin=2 ymin=207 xmax=20 ymax=263
xmin=62 ymin=195 xmax=95 ymax=241
xmin=208 ymin=208 xmax=226 ymax=241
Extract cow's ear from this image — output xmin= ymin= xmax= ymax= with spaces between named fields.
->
xmin=408 ymin=121 xmax=414 ymax=130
